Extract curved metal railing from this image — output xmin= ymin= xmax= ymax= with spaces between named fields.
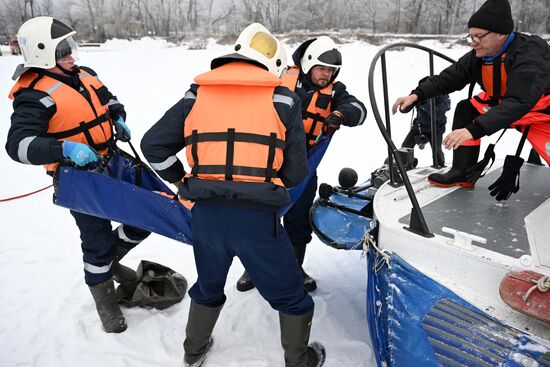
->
xmin=367 ymin=43 xmax=456 ymax=237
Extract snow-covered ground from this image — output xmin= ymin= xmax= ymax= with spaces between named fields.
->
xmin=0 ymin=37 xmax=524 ymax=366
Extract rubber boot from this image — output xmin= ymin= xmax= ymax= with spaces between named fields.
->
xmin=294 ymin=245 xmax=317 ymax=292
xmin=428 ymin=145 xmax=480 ymax=188
xmin=183 ymin=301 xmax=223 ymax=367
xmin=88 ymin=278 xmax=127 ymax=333
xmin=279 ymin=309 xmax=326 ymax=367
xmin=236 ymin=270 xmax=256 ymax=292
xmin=112 ymin=246 xmax=137 ymax=284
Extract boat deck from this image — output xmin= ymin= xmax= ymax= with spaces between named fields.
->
xmin=399 ymin=164 xmax=550 ymax=258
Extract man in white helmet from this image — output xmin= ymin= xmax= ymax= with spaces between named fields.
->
xmin=6 ymin=17 xmax=150 ymax=333
xmin=141 ymin=23 xmax=326 ymax=367
xmin=236 ymin=36 xmax=367 ymax=293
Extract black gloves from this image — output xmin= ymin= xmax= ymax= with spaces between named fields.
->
xmin=322 ymin=111 xmax=343 ymax=136
xmin=465 ymin=144 xmax=495 ymax=184
xmin=488 ymin=155 xmax=524 ymax=201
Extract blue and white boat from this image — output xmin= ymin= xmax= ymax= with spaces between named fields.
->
xmin=312 ymin=43 xmax=550 ymax=367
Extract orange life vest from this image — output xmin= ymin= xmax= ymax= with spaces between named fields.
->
xmin=9 ymin=70 xmax=113 ymax=172
xmin=183 ymin=62 xmax=286 ymax=187
xmin=464 ymin=54 xmax=550 ymax=148
xmin=470 ymin=53 xmax=550 ymax=127
xmin=281 ymin=66 xmax=333 ymax=147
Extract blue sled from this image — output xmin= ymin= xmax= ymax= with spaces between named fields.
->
xmin=54 ymin=149 xmax=193 ymax=244
xmin=54 ymin=138 xmax=331 ymax=246
xmin=310 ymin=187 xmax=373 ymax=250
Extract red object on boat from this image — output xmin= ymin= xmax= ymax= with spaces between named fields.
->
xmin=499 ymin=270 xmax=549 ymax=324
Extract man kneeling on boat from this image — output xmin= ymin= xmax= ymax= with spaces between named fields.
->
xmin=392 ymin=0 xmax=550 ymax=200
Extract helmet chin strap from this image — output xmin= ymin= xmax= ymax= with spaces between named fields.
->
xmin=56 ymin=63 xmax=78 ymax=75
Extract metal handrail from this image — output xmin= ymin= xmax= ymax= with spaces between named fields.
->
xmin=367 ymin=43 xmax=456 ymax=237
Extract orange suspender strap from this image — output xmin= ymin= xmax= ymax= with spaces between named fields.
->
xmin=491 ymin=56 xmax=502 ymax=105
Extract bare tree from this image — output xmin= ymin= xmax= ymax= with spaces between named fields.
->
xmin=1 ymin=0 xmax=547 ymax=42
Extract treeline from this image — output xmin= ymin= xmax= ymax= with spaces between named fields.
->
xmin=1 ymin=0 xmax=548 ymax=42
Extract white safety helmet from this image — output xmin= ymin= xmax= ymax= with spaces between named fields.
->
xmin=300 ymin=36 xmax=342 ymax=75
xmin=16 ymin=16 xmax=77 ymax=71
xmin=211 ymin=23 xmax=287 ymax=77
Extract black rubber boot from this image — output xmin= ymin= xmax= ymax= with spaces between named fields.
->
xmin=294 ymin=245 xmax=317 ymax=292
xmin=236 ymin=270 xmax=255 ymax=292
xmin=279 ymin=309 xmax=326 ymax=367
xmin=112 ymin=246 xmax=137 ymax=284
xmin=183 ymin=301 xmax=223 ymax=367
xmin=88 ymin=278 xmax=127 ymax=333
xmin=428 ymin=145 xmax=480 ymax=187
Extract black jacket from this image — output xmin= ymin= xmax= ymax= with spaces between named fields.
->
xmin=413 ymin=33 xmax=550 ymax=139
xmin=5 ymin=66 xmax=125 ymax=166
xmin=141 ymin=81 xmax=308 ymax=209
xmin=290 ymin=41 xmax=367 ymax=129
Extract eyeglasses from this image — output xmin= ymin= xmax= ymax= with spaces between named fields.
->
xmin=465 ymin=31 xmax=491 ymax=43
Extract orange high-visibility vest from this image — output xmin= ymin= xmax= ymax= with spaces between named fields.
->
xmin=466 ymin=53 xmax=550 ymax=150
xmin=282 ymin=66 xmax=333 ymax=147
xmin=470 ymin=53 xmax=550 ymax=126
xmin=9 ymin=70 xmax=113 ymax=172
xmin=183 ymin=62 xmax=286 ymax=187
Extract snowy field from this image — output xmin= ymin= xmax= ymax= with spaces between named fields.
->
xmin=0 ymin=37 xmax=526 ymax=367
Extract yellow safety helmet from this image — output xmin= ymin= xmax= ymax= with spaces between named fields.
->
xmin=211 ymin=23 xmax=287 ymax=77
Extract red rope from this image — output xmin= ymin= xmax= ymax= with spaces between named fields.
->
xmin=0 ymin=184 xmax=53 ymax=202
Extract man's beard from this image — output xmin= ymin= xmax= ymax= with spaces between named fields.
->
xmin=317 ymin=79 xmax=329 ymax=87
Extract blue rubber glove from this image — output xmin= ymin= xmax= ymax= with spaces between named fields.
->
xmin=114 ymin=116 xmax=131 ymax=142
xmin=62 ymin=141 xmax=99 ymax=166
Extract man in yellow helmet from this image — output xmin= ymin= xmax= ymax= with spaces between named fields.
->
xmin=141 ymin=23 xmax=326 ymax=367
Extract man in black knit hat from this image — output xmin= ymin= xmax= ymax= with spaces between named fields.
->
xmin=392 ymin=0 xmax=550 ymax=200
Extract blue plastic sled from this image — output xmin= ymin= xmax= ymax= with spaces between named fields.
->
xmin=310 ymin=186 xmax=373 ymax=250
xmin=54 ymin=138 xmax=331 ymax=246
xmin=54 ymin=149 xmax=194 ymax=244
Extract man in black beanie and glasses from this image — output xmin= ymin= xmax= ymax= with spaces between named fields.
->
xmin=392 ymin=0 xmax=550 ymax=201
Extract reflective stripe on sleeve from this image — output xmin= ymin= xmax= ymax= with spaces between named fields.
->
xmin=351 ymin=102 xmax=366 ymax=125
xmin=150 ymin=155 xmax=178 ymax=171
xmin=17 ymin=136 xmax=37 ymax=164
xmin=185 ymin=90 xmax=197 ymax=100
xmin=39 ymin=96 xmax=55 ymax=108
xmin=273 ymin=94 xmax=294 ymax=108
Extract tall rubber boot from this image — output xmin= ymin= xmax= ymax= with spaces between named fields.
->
xmin=236 ymin=270 xmax=256 ymax=292
xmin=88 ymin=278 xmax=127 ymax=333
xmin=279 ymin=309 xmax=326 ymax=367
xmin=112 ymin=246 xmax=137 ymax=284
xmin=183 ymin=301 xmax=223 ymax=367
xmin=294 ymin=245 xmax=317 ymax=292
xmin=427 ymin=145 xmax=480 ymax=188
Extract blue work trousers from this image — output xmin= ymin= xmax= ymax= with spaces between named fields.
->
xmin=189 ymin=203 xmax=314 ymax=315
xmin=70 ymin=210 xmax=150 ymax=285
